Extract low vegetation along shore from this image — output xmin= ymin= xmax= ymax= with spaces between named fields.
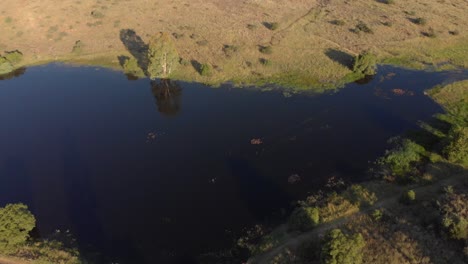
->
xmin=242 ymin=80 xmax=468 ymax=264
xmin=0 ymin=0 xmax=467 ymax=89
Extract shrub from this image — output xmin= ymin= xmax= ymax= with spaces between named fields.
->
xmin=72 ymin=40 xmax=84 ymax=54
xmin=378 ymin=139 xmax=425 ymax=178
xmin=354 ymin=21 xmax=373 ymax=34
xmin=439 ymin=192 xmax=468 ymax=240
xmin=371 ymin=209 xmax=384 ymax=221
xmin=199 ymin=63 xmax=213 ymax=76
xmin=0 ymin=203 xmax=35 ymax=251
xmin=413 ymin=17 xmax=427 ymax=25
xmin=222 ymin=45 xmax=239 ymax=58
xmin=0 ymin=56 xmax=13 ymax=75
xmin=443 ymin=127 xmax=468 ymax=166
xmin=343 ymin=185 xmax=378 ymax=208
xmin=4 ymin=50 xmax=23 ymax=65
xmin=331 ymin=20 xmax=345 ymax=26
xmin=259 ymin=58 xmax=272 ymax=66
xmin=352 ymin=51 xmax=377 ymax=75
xmin=288 ymin=207 xmax=320 ymax=231
xmin=122 ymin=57 xmax=143 ymax=76
xmin=400 ymin=190 xmax=416 ymax=204
xmin=259 ymin=46 xmax=273 ymax=54
xmin=264 ymin=22 xmax=279 ymax=30
xmin=90 ymin=10 xmax=105 ymax=19
xmin=321 ymin=229 xmax=365 ymax=264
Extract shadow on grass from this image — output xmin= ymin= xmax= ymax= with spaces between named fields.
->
xmin=325 ymin=48 xmax=354 ymax=70
xmin=119 ymin=29 xmax=149 ymax=75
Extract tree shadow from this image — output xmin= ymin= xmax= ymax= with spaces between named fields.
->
xmin=325 ymin=48 xmax=354 ymax=70
xmin=150 ymin=79 xmax=182 ymax=117
xmin=119 ymin=29 xmax=149 ymax=75
xmin=190 ymin=60 xmax=203 ymax=75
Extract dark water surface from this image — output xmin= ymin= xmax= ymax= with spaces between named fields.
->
xmin=0 ymin=64 xmax=466 ymax=263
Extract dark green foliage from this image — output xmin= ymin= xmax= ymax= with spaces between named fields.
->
xmin=352 ymin=51 xmax=377 ymax=75
xmin=354 ymin=21 xmax=373 ymax=34
xmin=72 ymin=40 xmax=84 ymax=54
xmin=321 ymin=229 xmax=365 ymax=264
xmin=443 ymin=127 xmax=468 ymax=166
xmin=199 ymin=63 xmax=213 ymax=76
xmin=147 ymin=32 xmax=179 ymax=79
xmin=288 ymin=207 xmax=320 ymax=231
xmin=4 ymin=50 xmax=23 ymax=65
xmin=259 ymin=46 xmax=273 ymax=54
xmin=0 ymin=203 xmax=35 ymax=251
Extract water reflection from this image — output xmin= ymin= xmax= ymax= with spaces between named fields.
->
xmin=150 ymin=79 xmax=182 ymax=117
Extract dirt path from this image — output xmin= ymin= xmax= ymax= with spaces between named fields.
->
xmin=248 ymin=172 xmax=467 ymax=264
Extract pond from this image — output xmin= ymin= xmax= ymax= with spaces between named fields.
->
xmin=0 ymin=64 xmax=466 ymax=263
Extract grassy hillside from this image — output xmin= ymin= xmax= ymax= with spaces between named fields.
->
xmin=0 ymin=0 xmax=467 ymax=88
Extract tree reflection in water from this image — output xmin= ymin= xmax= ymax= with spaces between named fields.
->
xmin=150 ymin=79 xmax=182 ymax=117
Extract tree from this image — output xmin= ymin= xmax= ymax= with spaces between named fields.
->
xmin=0 ymin=56 xmax=13 ymax=75
xmin=321 ymin=229 xmax=365 ymax=264
xmin=0 ymin=203 xmax=36 ymax=250
xmin=147 ymin=32 xmax=179 ymax=79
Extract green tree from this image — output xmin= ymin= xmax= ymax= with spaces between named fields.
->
xmin=321 ymin=229 xmax=365 ymax=264
xmin=288 ymin=206 xmax=320 ymax=231
xmin=0 ymin=203 xmax=36 ymax=250
xmin=147 ymin=32 xmax=179 ymax=79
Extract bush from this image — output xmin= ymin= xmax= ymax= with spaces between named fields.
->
xmin=0 ymin=56 xmax=13 ymax=75
xmin=343 ymin=185 xmax=378 ymax=208
xmin=413 ymin=17 xmax=427 ymax=25
xmin=371 ymin=209 xmax=384 ymax=221
xmin=122 ymin=57 xmax=143 ymax=76
xmin=259 ymin=46 xmax=273 ymax=54
xmin=288 ymin=207 xmax=320 ymax=231
xmin=321 ymin=229 xmax=365 ymax=264
xmin=352 ymin=51 xmax=377 ymax=75
xmin=72 ymin=40 xmax=84 ymax=54
xmin=199 ymin=63 xmax=213 ymax=76
xmin=222 ymin=45 xmax=239 ymax=58
xmin=0 ymin=203 xmax=35 ymax=251
xmin=354 ymin=21 xmax=373 ymax=34
xmin=332 ymin=20 xmax=345 ymax=26
xmin=439 ymin=192 xmax=468 ymax=240
xmin=4 ymin=50 xmax=23 ymax=65
xmin=259 ymin=58 xmax=272 ymax=66
xmin=378 ymin=138 xmax=425 ymax=179
xmin=400 ymin=190 xmax=416 ymax=204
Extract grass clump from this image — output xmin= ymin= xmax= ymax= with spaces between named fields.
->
xmin=222 ymin=45 xmax=239 ymax=58
xmin=400 ymin=190 xmax=416 ymax=204
xmin=72 ymin=40 xmax=84 ymax=54
xmin=354 ymin=21 xmax=373 ymax=34
xmin=413 ymin=17 xmax=427 ymax=25
xmin=91 ymin=10 xmax=105 ymax=19
xmin=259 ymin=45 xmax=273 ymax=54
xmin=264 ymin=22 xmax=279 ymax=30
xmin=259 ymin=58 xmax=272 ymax=66
xmin=247 ymin=24 xmax=258 ymax=30
xmin=331 ymin=19 xmax=345 ymax=26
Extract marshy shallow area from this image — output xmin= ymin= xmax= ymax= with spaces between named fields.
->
xmin=0 ymin=64 xmax=466 ymax=263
